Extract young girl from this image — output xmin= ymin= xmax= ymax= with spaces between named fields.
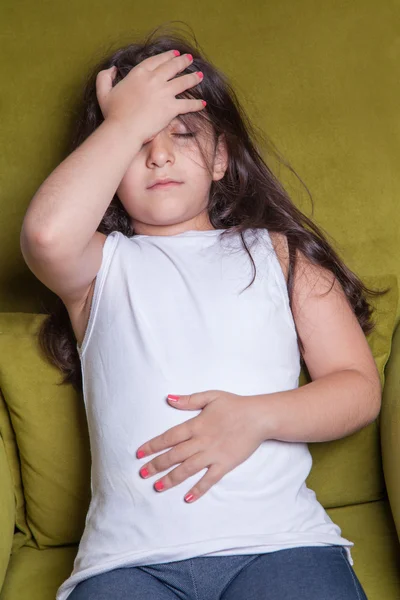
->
xmin=20 ymin=26 xmax=385 ymax=600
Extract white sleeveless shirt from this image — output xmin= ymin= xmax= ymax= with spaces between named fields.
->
xmin=56 ymin=227 xmax=354 ymax=600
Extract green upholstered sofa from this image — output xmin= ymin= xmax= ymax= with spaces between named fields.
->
xmin=0 ymin=275 xmax=399 ymax=599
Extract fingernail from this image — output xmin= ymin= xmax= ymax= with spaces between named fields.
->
xmin=168 ymin=395 xmax=180 ymax=402
xmin=185 ymin=493 xmax=195 ymax=502
xmin=155 ymin=481 xmax=164 ymax=491
xmin=137 ymin=450 xmax=146 ymax=459
xmin=140 ymin=468 xmax=149 ymax=478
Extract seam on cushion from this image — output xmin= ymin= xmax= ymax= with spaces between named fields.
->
xmin=0 ymin=434 xmax=13 ymax=587
xmin=0 ymin=387 xmax=32 ymax=547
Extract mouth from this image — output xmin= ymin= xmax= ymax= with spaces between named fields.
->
xmin=148 ymin=181 xmax=183 ymax=190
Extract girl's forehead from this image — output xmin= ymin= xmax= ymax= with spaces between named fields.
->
xmin=174 ymin=114 xmax=211 ymax=133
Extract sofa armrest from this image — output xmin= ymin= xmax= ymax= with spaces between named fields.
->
xmin=0 ymin=434 xmax=14 ymax=593
xmin=381 ymin=320 xmax=400 ymax=540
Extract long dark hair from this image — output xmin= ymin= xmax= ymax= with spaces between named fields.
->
xmin=37 ymin=22 xmax=390 ymax=394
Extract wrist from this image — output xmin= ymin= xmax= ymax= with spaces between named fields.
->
xmin=247 ymin=393 xmax=281 ymax=442
xmin=102 ymin=117 xmax=145 ymax=151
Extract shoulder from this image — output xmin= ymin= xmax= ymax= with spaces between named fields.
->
xmin=270 ymin=229 xmax=346 ymax=330
xmin=268 ymin=230 xmax=335 ymax=297
xmin=269 ymin=231 xmax=380 ymax=390
xmin=268 ymin=231 xmax=290 ymax=284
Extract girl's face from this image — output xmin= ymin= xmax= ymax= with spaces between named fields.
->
xmin=116 ymin=117 xmax=228 ymax=236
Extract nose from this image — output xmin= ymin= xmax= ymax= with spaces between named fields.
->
xmin=145 ymin=133 xmax=175 ymax=167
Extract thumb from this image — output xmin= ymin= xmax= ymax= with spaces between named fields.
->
xmin=167 ymin=392 xmax=214 ymax=410
xmin=96 ymin=66 xmax=117 ymax=118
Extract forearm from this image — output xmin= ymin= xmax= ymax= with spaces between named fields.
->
xmin=21 ymin=118 xmax=142 ymax=255
xmin=254 ymin=369 xmax=381 ymax=443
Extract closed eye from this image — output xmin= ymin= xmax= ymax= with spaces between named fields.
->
xmin=142 ymin=133 xmax=195 ymax=147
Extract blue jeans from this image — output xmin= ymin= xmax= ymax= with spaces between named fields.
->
xmin=68 ymin=545 xmax=368 ymax=599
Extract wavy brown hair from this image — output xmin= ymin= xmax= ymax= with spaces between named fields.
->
xmin=37 ymin=22 xmax=390 ymax=394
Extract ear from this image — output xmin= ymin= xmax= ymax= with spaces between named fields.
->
xmin=212 ymin=133 xmax=228 ymax=182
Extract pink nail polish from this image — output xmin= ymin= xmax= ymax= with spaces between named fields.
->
xmin=185 ymin=493 xmax=195 ymax=502
xmin=168 ymin=395 xmax=180 ymax=402
xmin=155 ymin=481 xmax=164 ymax=491
xmin=137 ymin=450 xmax=146 ymax=459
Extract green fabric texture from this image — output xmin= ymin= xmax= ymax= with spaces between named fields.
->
xmin=0 ymin=390 xmax=31 ymax=554
xmin=0 ymin=436 xmax=14 ymax=592
xmin=326 ymin=500 xmax=400 ymax=595
xmin=0 ymin=546 xmax=79 ymax=600
xmin=0 ymin=274 xmax=397 ymax=553
xmin=0 ymin=313 xmax=91 ymax=549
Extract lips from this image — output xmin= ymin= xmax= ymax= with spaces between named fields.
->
xmin=148 ymin=181 xmax=182 ymax=189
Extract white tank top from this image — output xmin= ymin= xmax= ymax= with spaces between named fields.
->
xmin=56 ymin=227 xmax=354 ymax=600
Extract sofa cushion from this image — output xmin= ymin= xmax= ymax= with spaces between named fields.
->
xmin=0 ymin=315 xmax=91 ymax=548
xmin=0 ymin=388 xmax=31 ymax=551
xmin=0 ymin=273 xmax=397 ymax=548
xmin=0 ymin=545 xmax=78 ymax=600
xmin=0 ymin=434 xmax=14 ymax=590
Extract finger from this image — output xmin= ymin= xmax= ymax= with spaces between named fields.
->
xmin=169 ymin=70 xmax=203 ymax=97
xmin=141 ymin=48 xmax=183 ymax=72
xmin=138 ymin=419 xmax=194 ymax=457
xmin=154 ymin=451 xmax=206 ymax=492
xmin=176 ymin=97 xmax=207 ymax=114
xmin=140 ymin=439 xmax=200 ymax=478
xmin=95 ymin=66 xmax=117 ymax=108
xmin=182 ymin=463 xmax=224 ymax=503
xmin=156 ymin=52 xmax=194 ymax=84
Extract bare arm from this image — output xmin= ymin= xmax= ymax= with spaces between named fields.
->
xmin=19 ymin=51 xmax=203 ymax=308
xmin=253 ymin=241 xmax=381 ymax=442
xmin=20 ymin=49 xmax=202 ymax=254
xmin=20 ymin=119 xmax=142 ymax=254
xmin=253 ymin=369 xmax=381 ymax=443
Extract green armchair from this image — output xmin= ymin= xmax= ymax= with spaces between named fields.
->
xmin=0 ymin=273 xmax=399 ymax=599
